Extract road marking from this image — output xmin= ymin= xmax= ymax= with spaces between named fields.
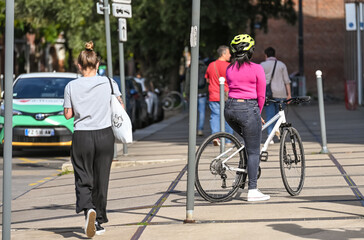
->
xmin=131 ymin=164 xmax=187 ymax=240
xmin=28 ymin=175 xmax=58 ymax=186
xmin=292 ymin=108 xmax=364 ymax=207
xmin=18 ymin=158 xmax=45 ymax=164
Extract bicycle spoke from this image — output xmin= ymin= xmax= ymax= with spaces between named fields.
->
xmin=195 ymin=133 xmax=246 ymax=202
xmin=280 ymin=128 xmax=305 ymax=196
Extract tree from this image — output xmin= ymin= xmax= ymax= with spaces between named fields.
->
xmin=127 ymin=0 xmax=296 ymax=90
xmin=6 ymin=0 xmax=296 ymax=89
xmin=14 ymin=0 xmax=116 ymax=71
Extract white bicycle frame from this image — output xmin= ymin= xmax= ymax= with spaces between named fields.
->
xmin=214 ymin=107 xmax=286 ymax=173
xmin=261 ymin=109 xmax=286 ymax=153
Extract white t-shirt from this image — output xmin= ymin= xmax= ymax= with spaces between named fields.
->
xmin=63 ymin=76 xmax=121 ymax=131
xmin=260 ymin=57 xmax=291 ymax=98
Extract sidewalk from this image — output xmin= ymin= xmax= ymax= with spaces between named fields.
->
xmin=4 ymin=102 xmax=364 ymax=239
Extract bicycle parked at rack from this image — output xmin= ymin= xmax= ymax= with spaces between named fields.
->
xmin=161 ymin=90 xmax=185 ymax=111
xmin=194 ymin=96 xmax=310 ymax=203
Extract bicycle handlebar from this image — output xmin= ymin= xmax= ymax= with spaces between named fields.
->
xmin=266 ymin=96 xmax=311 ymax=105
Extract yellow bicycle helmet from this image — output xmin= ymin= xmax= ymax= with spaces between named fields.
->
xmin=230 ymin=34 xmax=255 ymax=54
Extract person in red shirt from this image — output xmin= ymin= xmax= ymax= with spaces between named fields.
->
xmin=205 ymin=45 xmax=234 ymax=144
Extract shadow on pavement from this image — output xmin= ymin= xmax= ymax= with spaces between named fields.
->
xmin=268 ymin=223 xmax=364 ymax=240
xmin=39 ymin=227 xmax=88 ymax=239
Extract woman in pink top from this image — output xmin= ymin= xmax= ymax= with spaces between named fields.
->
xmin=224 ymin=34 xmax=270 ymax=202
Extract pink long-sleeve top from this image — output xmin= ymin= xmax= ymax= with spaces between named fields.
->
xmin=226 ymin=62 xmax=266 ymax=113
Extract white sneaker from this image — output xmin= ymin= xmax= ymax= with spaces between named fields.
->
xmin=247 ymin=189 xmax=270 ymax=202
xmin=269 ymin=140 xmax=274 ymax=145
xmin=85 ymin=209 xmax=96 ymax=238
xmin=275 ymin=130 xmax=280 ymax=139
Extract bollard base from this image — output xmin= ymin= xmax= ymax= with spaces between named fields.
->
xmin=183 ymin=219 xmax=196 ymax=224
xmin=184 ymin=210 xmax=195 ymax=223
xmin=320 ymin=147 xmax=329 ymax=154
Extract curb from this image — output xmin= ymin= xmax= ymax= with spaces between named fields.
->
xmin=61 ymin=111 xmax=188 ymax=172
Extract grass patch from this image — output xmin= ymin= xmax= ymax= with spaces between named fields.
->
xmin=58 ymin=169 xmax=74 ymax=176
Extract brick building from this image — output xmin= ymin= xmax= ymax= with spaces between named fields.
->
xmin=253 ymin=0 xmax=347 ymax=100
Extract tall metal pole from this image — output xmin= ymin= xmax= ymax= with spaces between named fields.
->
xmin=104 ymin=0 xmax=113 ymax=78
xmin=2 ymin=0 xmax=14 ymax=239
xmin=118 ymin=41 xmax=128 ymax=155
xmin=298 ymin=0 xmax=304 ymax=76
xmin=185 ymin=0 xmax=200 ymax=223
xmin=316 ymin=70 xmax=329 ymax=154
xmin=356 ymin=3 xmax=362 ymax=106
xmin=103 ymin=0 xmax=117 ymax=157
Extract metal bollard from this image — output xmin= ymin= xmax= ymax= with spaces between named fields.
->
xmin=219 ymin=77 xmax=226 ymax=150
xmin=316 ymin=70 xmax=329 ymax=154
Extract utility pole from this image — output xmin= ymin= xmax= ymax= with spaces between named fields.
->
xmin=103 ymin=0 xmax=118 ymax=157
xmin=298 ymin=0 xmax=304 ymax=76
xmin=2 ymin=0 xmax=14 ymax=239
xmin=185 ymin=0 xmax=201 ymax=223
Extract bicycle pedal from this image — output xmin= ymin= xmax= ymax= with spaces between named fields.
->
xmin=260 ymin=151 xmax=268 ymax=162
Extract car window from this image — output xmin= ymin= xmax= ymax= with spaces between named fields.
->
xmin=13 ymin=77 xmax=75 ymax=99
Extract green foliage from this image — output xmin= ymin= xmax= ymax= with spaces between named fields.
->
xmin=2 ymin=0 xmax=296 ymax=86
xmin=14 ymin=0 xmax=108 ymax=60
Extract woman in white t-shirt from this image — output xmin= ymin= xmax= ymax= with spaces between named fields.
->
xmin=63 ymin=41 xmax=123 ymax=238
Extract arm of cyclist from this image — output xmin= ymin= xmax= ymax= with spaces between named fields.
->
xmin=256 ymin=65 xmax=267 ymax=113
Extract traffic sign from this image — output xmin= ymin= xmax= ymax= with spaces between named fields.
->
xmin=96 ymin=2 xmax=110 ymax=15
xmin=112 ymin=0 xmax=131 ymax=3
xmin=112 ymin=3 xmax=132 ymax=18
xmin=119 ymin=18 xmax=127 ymax=42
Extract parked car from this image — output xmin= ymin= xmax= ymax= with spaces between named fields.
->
xmin=113 ymin=76 xmax=149 ymax=130
xmin=0 ymin=72 xmax=79 ymax=150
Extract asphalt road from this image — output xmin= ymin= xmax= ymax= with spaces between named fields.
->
xmin=0 ymin=149 xmax=70 ymax=202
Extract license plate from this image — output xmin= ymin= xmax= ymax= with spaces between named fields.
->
xmin=25 ymin=129 xmax=55 ymax=137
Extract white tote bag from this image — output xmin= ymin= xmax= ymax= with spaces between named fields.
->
xmin=108 ymin=77 xmax=133 ymax=143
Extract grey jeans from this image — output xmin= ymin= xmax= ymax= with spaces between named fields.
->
xmin=224 ymin=98 xmax=261 ymax=189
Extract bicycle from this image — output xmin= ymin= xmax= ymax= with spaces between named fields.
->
xmin=194 ymin=96 xmax=310 ymax=202
xmin=161 ymin=90 xmax=185 ymax=111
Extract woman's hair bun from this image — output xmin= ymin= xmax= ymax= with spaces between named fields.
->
xmin=85 ymin=41 xmax=94 ymax=51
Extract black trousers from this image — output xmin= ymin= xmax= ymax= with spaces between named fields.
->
xmin=71 ymin=127 xmax=114 ymax=224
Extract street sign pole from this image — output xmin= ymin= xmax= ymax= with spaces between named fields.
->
xmin=2 ymin=0 xmax=14 ymax=239
xmin=185 ymin=0 xmax=200 ymax=223
xmin=103 ymin=0 xmax=118 ymax=158
xmin=118 ymin=18 xmax=127 ymax=155
xmin=113 ymin=0 xmax=131 ymax=156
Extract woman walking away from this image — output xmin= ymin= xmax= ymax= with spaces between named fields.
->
xmin=224 ymin=34 xmax=270 ymax=201
xmin=63 ymin=41 xmax=124 ymax=237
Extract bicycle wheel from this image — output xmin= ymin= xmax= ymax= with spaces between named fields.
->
xmin=162 ymin=91 xmax=184 ymax=111
xmin=195 ymin=132 xmax=247 ymax=202
xmin=279 ymin=127 xmax=305 ymax=196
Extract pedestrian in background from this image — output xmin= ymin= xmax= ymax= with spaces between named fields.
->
xmin=184 ymin=59 xmax=208 ymax=136
xmin=63 ymin=41 xmax=123 ymax=238
xmin=205 ymin=45 xmax=234 ymax=145
xmin=224 ymin=34 xmax=270 ymax=201
xmin=260 ymin=47 xmax=291 ymax=143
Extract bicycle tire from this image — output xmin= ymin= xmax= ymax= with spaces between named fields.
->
xmin=195 ymin=132 xmax=247 ymax=202
xmin=162 ymin=91 xmax=184 ymax=111
xmin=279 ymin=127 xmax=305 ymax=196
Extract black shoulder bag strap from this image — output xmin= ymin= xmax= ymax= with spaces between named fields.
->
xmin=270 ymin=60 xmax=278 ymax=84
xmin=107 ymin=77 xmax=114 ymax=95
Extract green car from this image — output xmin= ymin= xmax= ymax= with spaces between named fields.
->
xmin=0 ymin=72 xmax=79 ymax=149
